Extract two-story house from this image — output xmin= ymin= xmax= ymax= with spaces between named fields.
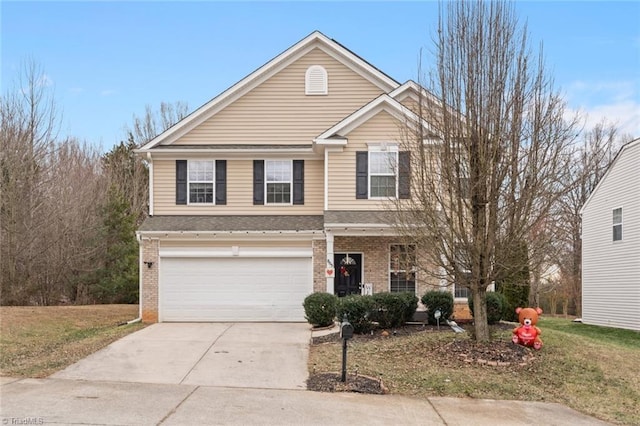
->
xmin=136 ymin=31 xmax=456 ymax=323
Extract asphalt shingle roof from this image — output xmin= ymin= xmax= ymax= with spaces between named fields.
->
xmin=138 ymin=215 xmax=324 ymax=233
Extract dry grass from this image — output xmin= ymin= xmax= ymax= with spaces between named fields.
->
xmin=0 ymin=304 xmax=145 ymax=378
xmin=309 ymin=318 xmax=640 ymax=426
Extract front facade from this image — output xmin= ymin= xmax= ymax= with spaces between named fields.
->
xmin=581 ymin=138 xmax=640 ymax=331
xmin=136 ymin=32 xmax=468 ymax=323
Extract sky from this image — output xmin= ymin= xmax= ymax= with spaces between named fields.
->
xmin=2 ymin=1 xmax=639 ymax=151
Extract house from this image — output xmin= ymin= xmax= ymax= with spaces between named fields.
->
xmin=580 ymin=138 xmax=640 ymax=331
xmin=136 ymin=31 xmax=470 ymax=323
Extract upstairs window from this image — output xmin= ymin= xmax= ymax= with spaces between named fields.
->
xmin=266 ymin=160 xmax=292 ymax=204
xmin=369 ymin=150 xmax=398 ymax=198
xmin=613 ymin=207 xmax=623 ymax=241
xmin=188 ymin=160 xmax=214 ymax=204
xmin=305 ymin=65 xmax=328 ymax=95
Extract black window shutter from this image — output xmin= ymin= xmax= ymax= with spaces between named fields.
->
xmin=356 ymin=151 xmax=368 ymax=199
xmin=215 ymin=160 xmax=227 ymax=205
xmin=176 ymin=160 xmax=187 ymax=205
xmin=398 ymin=151 xmax=411 ymax=199
xmin=253 ymin=160 xmax=264 ymax=205
xmin=293 ymin=160 xmax=304 ymax=205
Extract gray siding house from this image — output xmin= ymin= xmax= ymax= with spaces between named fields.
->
xmin=581 ymin=138 xmax=640 ymax=331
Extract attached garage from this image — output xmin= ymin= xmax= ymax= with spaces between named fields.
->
xmin=159 ymin=249 xmax=312 ymax=322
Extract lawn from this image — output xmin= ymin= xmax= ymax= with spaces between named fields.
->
xmin=309 ymin=317 xmax=640 ymax=426
xmin=0 ymin=304 xmax=145 ymax=378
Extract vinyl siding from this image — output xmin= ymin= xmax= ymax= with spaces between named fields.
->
xmin=152 ymin=158 xmax=324 ymax=215
xmin=174 ymin=48 xmax=384 ymax=145
xmin=582 ymin=142 xmax=640 ymax=331
xmin=327 ymin=110 xmax=406 ymax=210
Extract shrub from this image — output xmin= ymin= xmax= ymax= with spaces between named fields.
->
xmin=421 ymin=290 xmax=454 ymax=325
xmin=468 ymin=291 xmax=506 ymax=324
xmin=336 ymin=295 xmax=375 ymax=334
xmin=399 ymin=292 xmax=419 ymax=323
xmin=371 ymin=292 xmax=409 ymax=328
xmin=303 ymin=293 xmax=337 ymax=327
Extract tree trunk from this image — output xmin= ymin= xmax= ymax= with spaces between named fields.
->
xmin=472 ymin=287 xmax=490 ymax=342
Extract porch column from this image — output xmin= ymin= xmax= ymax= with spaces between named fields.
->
xmin=326 ymin=231 xmax=335 ymax=294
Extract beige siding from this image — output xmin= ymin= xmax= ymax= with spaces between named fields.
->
xmin=153 ymin=158 xmax=324 ymax=215
xmin=582 ymin=142 xmax=640 ymax=331
xmin=328 ymin=111 xmax=406 ymax=210
xmin=175 ymin=48 xmax=384 ymax=145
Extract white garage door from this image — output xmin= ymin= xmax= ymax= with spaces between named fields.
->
xmin=159 ymin=257 xmax=312 ymax=322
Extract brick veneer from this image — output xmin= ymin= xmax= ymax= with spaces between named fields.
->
xmin=312 ymin=236 xmax=440 ymax=296
xmin=141 ymin=238 xmax=159 ymax=323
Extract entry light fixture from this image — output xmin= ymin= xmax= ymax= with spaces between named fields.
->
xmin=143 ymin=261 xmax=154 ymax=269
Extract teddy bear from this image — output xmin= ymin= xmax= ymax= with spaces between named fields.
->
xmin=512 ymin=307 xmax=543 ymax=350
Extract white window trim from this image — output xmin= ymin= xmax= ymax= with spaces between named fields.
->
xmin=265 ymin=159 xmax=293 ymax=205
xmin=368 ymin=143 xmax=399 ymax=199
xmin=305 ymin=65 xmax=328 ymax=95
xmin=388 ymin=244 xmax=417 ymax=294
xmin=613 ymin=206 xmax=623 ymax=242
xmin=187 ymin=160 xmax=215 ymax=205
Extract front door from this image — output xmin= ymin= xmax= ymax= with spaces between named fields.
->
xmin=334 ymin=253 xmax=362 ymax=297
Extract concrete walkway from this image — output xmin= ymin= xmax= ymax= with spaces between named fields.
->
xmin=0 ymin=323 xmax=613 ymax=425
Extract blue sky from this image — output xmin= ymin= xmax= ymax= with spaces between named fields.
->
xmin=2 ymin=1 xmax=639 ymax=150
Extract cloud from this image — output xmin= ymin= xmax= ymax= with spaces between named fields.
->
xmin=69 ymin=87 xmax=84 ymax=94
xmin=100 ymin=89 xmax=116 ymax=96
xmin=564 ymin=79 xmax=640 ymax=138
xmin=37 ymin=74 xmax=53 ymax=87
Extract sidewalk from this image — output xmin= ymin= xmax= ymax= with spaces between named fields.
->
xmin=0 ymin=377 xmax=611 ymax=426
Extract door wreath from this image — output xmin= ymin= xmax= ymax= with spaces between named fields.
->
xmin=340 ymin=256 xmax=358 ymax=277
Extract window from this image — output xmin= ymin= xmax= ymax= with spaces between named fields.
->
xmin=266 ymin=160 xmax=292 ymax=204
xmin=613 ymin=207 xmax=622 ymax=241
xmin=305 ymin=65 xmax=328 ymax=95
xmin=390 ymin=245 xmax=416 ymax=293
xmin=188 ymin=160 xmax=214 ymax=204
xmin=369 ymin=150 xmax=397 ymax=198
xmin=454 ymin=285 xmax=469 ymax=299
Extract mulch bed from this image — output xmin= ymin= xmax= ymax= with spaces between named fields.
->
xmin=308 ymin=321 xmax=538 ymax=394
xmin=307 ymin=372 xmax=388 ymax=394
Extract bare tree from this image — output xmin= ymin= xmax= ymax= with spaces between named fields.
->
xmin=393 ymin=1 xmax=577 ymax=341
xmin=126 ymin=101 xmax=189 ymax=146
xmin=548 ymin=121 xmax=629 ymax=316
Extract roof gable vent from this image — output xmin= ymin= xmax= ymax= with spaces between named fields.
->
xmin=305 ymin=65 xmax=328 ymax=95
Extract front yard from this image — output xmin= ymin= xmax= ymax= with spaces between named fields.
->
xmin=0 ymin=304 xmax=144 ymax=377
xmin=309 ymin=317 xmax=640 ymax=426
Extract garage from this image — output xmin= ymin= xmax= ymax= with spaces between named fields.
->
xmin=159 ymin=254 xmax=312 ymax=322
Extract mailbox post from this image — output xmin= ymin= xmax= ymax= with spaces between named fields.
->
xmin=340 ymin=314 xmax=354 ymax=382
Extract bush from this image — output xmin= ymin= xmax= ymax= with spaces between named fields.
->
xmin=303 ymin=293 xmax=337 ymax=327
xmin=336 ymin=295 xmax=375 ymax=334
xmin=371 ymin=292 xmax=410 ymax=328
xmin=468 ymin=291 xmax=506 ymax=324
xmin=400 ymin=292 xmax=419 ymax=323
xmin=421 ymin=290 xmax=454 ymax=325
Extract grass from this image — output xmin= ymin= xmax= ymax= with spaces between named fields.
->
xmin=0 ymin=304 xmax=145 ymax=378
xmin=309 ymin=317 xmax=640 ymax=426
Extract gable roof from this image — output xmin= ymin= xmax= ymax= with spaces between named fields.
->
xmin=314 ymin=91 xmax=436 ymax=143
xmin=139 ymin=31 xmax=400 ymax=151
xmin=580 ymin=137 xmax=640 ymax=214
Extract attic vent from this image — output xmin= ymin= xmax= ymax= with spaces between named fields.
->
xmin=305 ymin=65 xmax=328 ymax=95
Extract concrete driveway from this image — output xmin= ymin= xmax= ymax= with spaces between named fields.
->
xmin=52 ymin=322 xmax=310 ymax=390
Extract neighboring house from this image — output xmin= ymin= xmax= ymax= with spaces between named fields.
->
xmin=580 ymin=138 xmax=640 ymax=331
xmin=136 ymin=31 xmax=470 ymax=322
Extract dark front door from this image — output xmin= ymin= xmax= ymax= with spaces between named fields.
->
xmin=334 ymin=253 xmax=362 ymax=297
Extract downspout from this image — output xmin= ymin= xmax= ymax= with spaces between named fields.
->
xmin=120 ymin=232 xmax=144 ymax=326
